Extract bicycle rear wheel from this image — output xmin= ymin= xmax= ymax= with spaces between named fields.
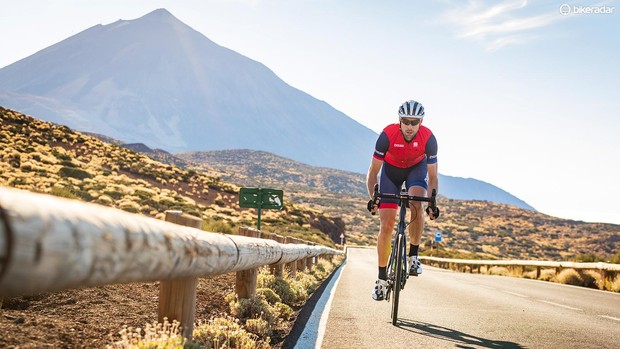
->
xmin=391 ymin=233 xmax=405 ymax=325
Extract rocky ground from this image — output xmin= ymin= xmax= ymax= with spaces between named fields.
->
xmin=0 ymin=274 xmax=237 ymax=348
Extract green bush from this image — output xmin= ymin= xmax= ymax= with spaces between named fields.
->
xmin=50 ymin=186 xmax=78 ymax=199
xmin=203 ymin=219 xmax=235 ymax=235
xmin=228 ymin=294 xmax=277 ymax=325
xmin=258 ymin=271 xmax=303 ymax=306
xmin=295 ymin=272 xmax=319 ymax=295
xmin=58 ymin=166 xmax=92 ymax=180
xmin=273 ymin=302 xmax=293 ymax=320
xmin=257 ymin=288 xmax=281 ymax=304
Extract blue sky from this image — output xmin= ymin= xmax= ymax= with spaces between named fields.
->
xmin=1 ymin=0 xmax=619 ymax=224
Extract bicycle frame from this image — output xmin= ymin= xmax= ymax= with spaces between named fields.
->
xmin=373 ymin=185 xmax=436 ymax=325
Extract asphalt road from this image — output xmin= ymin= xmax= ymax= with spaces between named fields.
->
xmin=319 ymin=247 xmax=620 ymax=349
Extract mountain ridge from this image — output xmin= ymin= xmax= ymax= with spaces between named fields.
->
xmin=177 ymin=149 xmax=536 ymax=211
xmin=1 ymin=106 xmax=618 ymax=261
xmin=0 ymin=8 xmax=377 ymax=173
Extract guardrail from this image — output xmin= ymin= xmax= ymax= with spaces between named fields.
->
xmin=420 ymin=256 xmax=620 ymax=283
xmin=0 ymin=186 xmax=344 ymax=339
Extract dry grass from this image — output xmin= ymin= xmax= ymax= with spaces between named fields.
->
xmin=112 ymin=256 xmax=344 ymax=348
xmin=607 ymin=274 xmax=620 ymax=292
xmin=581 ymin=270 xmax=604 ymax=290
xmin=487 ymin=266 xmax=510 ymax=276
xmin=552 ymin=269 xmax=584 ymax=286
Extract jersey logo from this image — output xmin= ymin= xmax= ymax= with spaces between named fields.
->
xmin=394 ymin=144 xmax=405 ymax=148
xmin=413 ymin=142 xmax=418 ymax=147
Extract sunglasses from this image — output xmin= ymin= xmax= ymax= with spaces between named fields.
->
xmin=400 ymin=118 xmax=420 ymax=126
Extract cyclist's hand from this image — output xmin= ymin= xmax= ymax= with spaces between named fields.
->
xmin=367 ymin=199 xmax=379 ymax=215
xmin=426 ymin=205 xmax=440 ymax=220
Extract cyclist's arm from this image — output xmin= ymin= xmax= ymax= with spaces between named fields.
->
xmin=367 ymin=157 xmax=383 ymax=199
xmin=426 ymin=134 xmax=438 ymax=197
xmin=367 ymin=132 xmax=389 ymax=198
xmin=428 ymin=162 xmax=438 ymax=197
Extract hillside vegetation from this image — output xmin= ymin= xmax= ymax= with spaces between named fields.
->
xmin=178 ymin=150 xmax=620 ymax=262
xmin=3 ymin=105 xmax=617 ymax=262
xmin=0 ymin=107 xmax=342 ymax=247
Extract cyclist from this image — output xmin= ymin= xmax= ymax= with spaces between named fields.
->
xmin=366 ymin=99 xmax=439 ymax=301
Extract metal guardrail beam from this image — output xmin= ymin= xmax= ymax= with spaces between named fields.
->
xmin=0 ymin=186 xmax=342 ymax=298
xmin=419 ymin=256 xmax=620 ymax=271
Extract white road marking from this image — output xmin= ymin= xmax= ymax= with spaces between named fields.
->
xmin=478 ymin=285 xmax=496 ymax=290
xmin=599 ymin=315 xmax=620 ymax=322
xmin=293 ymin=258 xmax=347 ymax=349
xmin=502 ymin=290 xmax=529 ymax=298
xmin=539 ymin=300 xmax=581 ymax=311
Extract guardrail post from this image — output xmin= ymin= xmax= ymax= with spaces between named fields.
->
xmin=306 ymin=242 xmax=316 ymax=272
xmin=159 ymin=211 xmax=202 ymax=340
xmin=285 ymin=236 xmax=298 ymax=278
xmin=268 ymin=234 xmax=286 ymax=278
xmin=295 ymin=238 xmax=307 ymax=272
xmin=236 ymin=227 xmax=260 ymax=299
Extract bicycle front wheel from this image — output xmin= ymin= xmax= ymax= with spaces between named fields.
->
xmin=391 ymin=233 xmax=405 ymax=325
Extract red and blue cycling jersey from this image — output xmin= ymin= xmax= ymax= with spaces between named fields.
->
xmin=373 ymin=123 xmax=438 ymax=209
xmin=373 ymin=124 xmax=438 ymax=167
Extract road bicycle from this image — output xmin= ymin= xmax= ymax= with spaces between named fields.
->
xmin=371 ymin=184 xmax=438 ymax=325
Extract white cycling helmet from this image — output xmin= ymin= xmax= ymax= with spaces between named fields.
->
xmin=398 ymin=100 xmax=425 ymax=118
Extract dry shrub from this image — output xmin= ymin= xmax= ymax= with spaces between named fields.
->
xmin=107 ymin=318 xmax=194 ymax=349
xmin=257 ymin=269 xmax=305 ymax=306
xmin=523 ymin=270 xmax=537 ymax=279
xmin=552 ymin=268 xmax=583 ymax=286
xmin=538 ymin=269 xmax=556 ymax=281
xmin=192 ymin=316 xmax=269 ymax=349
xmin=608 ymin=274 xmax=620 ymax=293
xmin=487 ymin=266 xmax=510 ymax=276
xmin=245 ymin=317 xmax=271 ymax=338
xmin=256 ymin=288 xmax=281 ymax=304
xmin=227 ymin=294 xmax=277 ymax=326
xmin=581 ymin=270 xmax=603 ymax=289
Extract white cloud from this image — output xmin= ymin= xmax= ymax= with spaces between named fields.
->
xmin=442 ymin=0 xmax=564 ymax=50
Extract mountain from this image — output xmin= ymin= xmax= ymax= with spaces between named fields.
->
xmin=177 ymin=149 xmax=536 ymax=211
xmin=0 ymin=8 xmax=377 ymax=174
xmin=438 ymin=174 xmax=535 ymax=211
xmin=0 ymin=8 xmax=534 ymax=210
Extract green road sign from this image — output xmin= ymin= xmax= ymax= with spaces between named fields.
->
xmin=239 ymin=188 xmax=283 ymax=209
xmin=239 ymin=187 xmax=284 ymax=229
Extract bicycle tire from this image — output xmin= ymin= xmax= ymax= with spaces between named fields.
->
xmin=391 ymin=233 xmax=405 ymax=325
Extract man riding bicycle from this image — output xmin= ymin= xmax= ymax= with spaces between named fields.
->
xmin=366 ymin=99 xmax=439 ymax=301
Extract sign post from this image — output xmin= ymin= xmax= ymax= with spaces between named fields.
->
xmin=239 ymin=188 xmax=284 ymax=230
xmin=431 ymin=230 xmax=443 ymax=257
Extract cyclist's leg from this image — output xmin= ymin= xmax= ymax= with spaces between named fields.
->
xmin=378 ymin=208 xmax=397 ymax=266
xmin=407 ymin=185 xmax=426 ymax=245
xmin=405 ymin=159 xmax=429 ymax=245
xmin=405 ymin=160 xmax=428 ymax=275
xmin=373 ymin=168 xmax=400 ymax=300
xmin=377 ymin=165 xmax=401 ymax=269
